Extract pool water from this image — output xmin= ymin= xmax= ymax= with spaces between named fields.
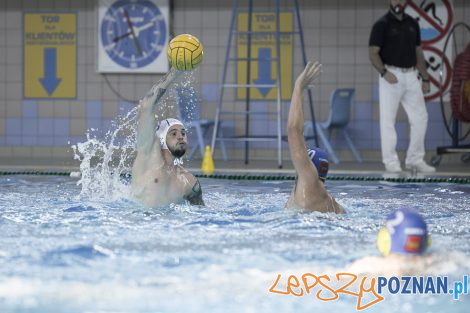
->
xmin=0 ymin=175 xmax=469 ymax=312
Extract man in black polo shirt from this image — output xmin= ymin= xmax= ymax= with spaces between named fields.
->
xmin=369 ymin=0 xmax=435 ymax=173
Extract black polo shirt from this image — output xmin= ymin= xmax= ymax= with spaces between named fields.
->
xmin=369 ymin=11 xmax=421 ymax=68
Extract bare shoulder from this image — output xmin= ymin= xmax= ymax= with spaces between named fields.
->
xmin=182 ymin=171 xmax=200 ymax=193
xmin=180 ymin=170 xmax=205 ymax=206
xmin=178 ymin=169 xmax=195 ymax=184
xmin=291 ymin=174 xmax=344 ymax=213
xmin=329 ymin=195 xmax=346 ymax=214
xmin=295 ymin=166 xmax=326 ymax=199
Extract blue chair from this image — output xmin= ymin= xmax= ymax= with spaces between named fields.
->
xmin=174 ymin=87 xmax=227 ymax=160
xmin=304 ymin=88 xmax=362 ymax=164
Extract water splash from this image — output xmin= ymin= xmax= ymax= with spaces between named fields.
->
xmin=71 ymin=107 xmax=137 ymax=201
xmin=71 ymin=71 xmax=199 ymax=202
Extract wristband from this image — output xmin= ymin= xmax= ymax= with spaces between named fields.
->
xmin=422 ymin=79 xmax=430 ymax=83
xmin=380 ymin=69 xmax=387 ymax=77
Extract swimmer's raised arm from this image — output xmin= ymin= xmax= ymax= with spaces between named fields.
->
xmin=287 ymin=61 xmax=322 ymax=178
xmin=136 ymin=68 xmax=181 ymax=153
xmin=144 ymin=67 xmax=181 ymax=108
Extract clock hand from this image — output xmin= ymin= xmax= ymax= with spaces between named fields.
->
xmin=111 ymin=18 xmax=153 ymax=46
xmin=111 ymin=19 xmax=154 ymax=44
xmin=112 ymin=31 xmax=132 ymax=43
xmin=123 ymin=9 xmax=143 ymax=56
xmin=133 ymin=21 xmax=155 ymax=37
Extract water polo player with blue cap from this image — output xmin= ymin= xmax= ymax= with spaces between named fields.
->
xmin=131 ymin=68 xmax=204 ymax=208
xmin=377 ymin=208 xmax=429 ymax=256
xmin=307 ymin=147 xmax=329 ymax=183
xmin=347 ymin=208 xmax=431 ymax=276
xmin=285 ymin=61 xmax=344 ymax=213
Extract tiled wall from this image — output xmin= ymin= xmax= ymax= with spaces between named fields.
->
xmin=0 ymin=0 xmax=469 ymax=166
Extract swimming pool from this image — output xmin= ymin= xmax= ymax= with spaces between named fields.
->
xmin=0 ymin=174 xmax=469 ymax=312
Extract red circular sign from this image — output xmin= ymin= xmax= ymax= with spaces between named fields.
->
xmin=406 ymin=0 xmax=453 ymax=45
xmin=422 ymin=45 xmax=452 ymax=101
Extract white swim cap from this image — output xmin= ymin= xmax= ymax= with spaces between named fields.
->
xmin=155 ymin=118 xmax=184 ymax=150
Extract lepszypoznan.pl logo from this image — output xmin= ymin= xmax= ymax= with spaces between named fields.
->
xmin=269 ymin=273 xmax=468 ymax=310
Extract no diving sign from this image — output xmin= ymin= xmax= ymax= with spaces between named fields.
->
xmin=406 ymin=0 xmax=454 ymax=101
xmin=406 ymin=0 xmax=453 ymax=45
xmin=423 ymin=46 xmax=452 ymax=101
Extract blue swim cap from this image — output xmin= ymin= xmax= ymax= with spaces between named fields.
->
xmin=307 ymin=147 xmax=329 ymax=181
xmin=377 ymin=208 xmax=428 ymax=256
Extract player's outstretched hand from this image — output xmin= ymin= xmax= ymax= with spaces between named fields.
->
xmin=294 ymin=61 xmax=322 ymax=90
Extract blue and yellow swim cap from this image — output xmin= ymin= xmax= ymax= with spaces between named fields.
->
xmin=377 ymin=208 xmax=429 ymax=256
xmin=307 ymin=147 xmax=329 ymax=182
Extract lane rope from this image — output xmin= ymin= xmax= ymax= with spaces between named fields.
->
xmin=0 ymin=171 xmax=469 ymax=184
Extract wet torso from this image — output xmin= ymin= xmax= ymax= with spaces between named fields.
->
xmin=131 ymin=148 xmax=196 ymax=208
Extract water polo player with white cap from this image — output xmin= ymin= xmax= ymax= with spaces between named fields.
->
xmin=131 ymin=68 xmax=204 ymax=208
xmin=285 ymin=61 xmax=344 ymax=214
xmin=155 ymin=118 xmax=186 ymax=164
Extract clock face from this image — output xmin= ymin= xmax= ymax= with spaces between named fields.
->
xmin=100 ymin=0 xmax=167 ymax=69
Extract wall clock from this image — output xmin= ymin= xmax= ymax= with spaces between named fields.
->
xmin=97 ymin=0 xmax=169 ymax=73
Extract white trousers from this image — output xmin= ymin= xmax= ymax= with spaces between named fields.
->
xmin=378 ymin=68 xmax=428 ymax=166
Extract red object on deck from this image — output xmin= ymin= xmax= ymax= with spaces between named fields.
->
xmin=451 ymin=43 xmax=470 ymax=122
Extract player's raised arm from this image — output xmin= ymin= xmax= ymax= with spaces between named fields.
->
xmin=287 ymin=61 xmax=322 ymax=175
xmin=135 ymin=68 xmax=180 ymax=154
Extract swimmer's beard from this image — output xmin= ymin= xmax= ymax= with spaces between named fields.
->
xmin=169 ymin=145 xmax=186 ymax=159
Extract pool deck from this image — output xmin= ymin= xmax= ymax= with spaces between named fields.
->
xmin=186 ymin=159 xmax=470 ymax=178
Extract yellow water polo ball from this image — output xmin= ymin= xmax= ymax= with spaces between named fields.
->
xmin=167 ymin=34 xmax=204 ymax=71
